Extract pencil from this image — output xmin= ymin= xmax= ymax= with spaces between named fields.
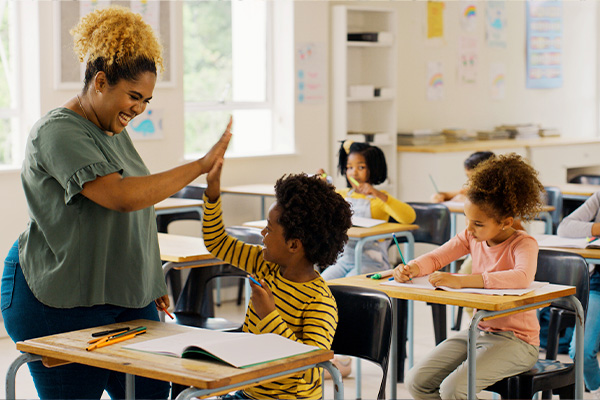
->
xmin=348 ymin=176 xmax=360 ymax=187
xmin=392 ymin=233 xmax=406 ymax=265
xmin=94 ymin=331 xmax=146 ymax=350
xmin=247 ymin=274 xmax=263 ymax=287
xmin=160 ymin=305 xmax=174 ymax=320
xmin=428 ymin=174 xmax=440 ymax=193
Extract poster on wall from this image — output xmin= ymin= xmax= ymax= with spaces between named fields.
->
xmin=526 ymin=0 xmax=562 ymax=89
xmin=427 ymin=1 xmax=445 ymax=40
xmin=486 ymin=1 xmax=507 ymax=47
xmin=427 ymin=61 xmax=444 ymax=101
xmin=460 ymin=2 xmax=477 ymax=32
xmin=295 ymin=42 xmax=325 ymax=104
xmin=490 ymin=62 xmax=506 ymax=100
xmin=458 ymin=36 xmax=478 ymax=85
xmin=128 ymin=108 xmax=164 ymax=141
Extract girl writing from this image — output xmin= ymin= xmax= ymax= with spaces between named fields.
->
xmin=394 ymin=153 xmax=544 ymax=398
xmin=319 ymin=141 xmax=416 ymax=280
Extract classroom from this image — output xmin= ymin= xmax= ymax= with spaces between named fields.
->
xmin=0 ymin=1 xmax=598 ymax=399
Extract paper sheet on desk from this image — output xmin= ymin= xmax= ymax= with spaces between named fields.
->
xmin=382 ymin=276 xmax=548 ymax=296
xmin=352 ymin=216 xmax=385 ymax=228
xmin=533 ymin=234 xmax=600 ymax=249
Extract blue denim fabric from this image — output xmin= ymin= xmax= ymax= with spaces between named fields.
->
xmin=1 ymin=240 xmax=170 ymax=399
xmin=569 ymin=289 xmax=600 ymax=391
xmin=221 ymin=390 xmax=253 ymax=399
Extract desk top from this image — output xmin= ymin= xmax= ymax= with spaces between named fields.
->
xmin=328 ymin=274 xmax=575 ymax=311
xmin=443 ymin=201 xmax=555 ymax=214
xmin=538 ymin=245 xmax=600 ymax=260
xmin=16 ymin=319 xmax=332 ymax=393
xmin=158 ymin=233 xmax=221 ymax=265
xmin=243 ymin=220 xmax=418 ymax=238
xmin=221 ymin=184 xmax=275 ymax=197
xmin=548 ymin=183 xmax=600 ymax=197
xmin=155 ymin=198 xmax=204 ymax=211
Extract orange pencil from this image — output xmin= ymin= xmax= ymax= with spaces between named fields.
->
xmin=160 ymin=305 xmax=174 ymax=320
xmin=86 ymin=336 xmax=111 ymax=351
xmin=93 ymin=331 xmax=146 ymax=350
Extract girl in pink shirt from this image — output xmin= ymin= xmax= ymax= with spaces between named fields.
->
xmin=394 ymin=153 xmax=545 ymax=399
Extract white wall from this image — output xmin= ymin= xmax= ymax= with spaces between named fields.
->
xmin=0 ymin=1 xmax=598 ymax=255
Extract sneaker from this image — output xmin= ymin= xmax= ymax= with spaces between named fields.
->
xmin=591 ymin=387 xmax=600 ymax=399
xmin=323 ymin=356 xmax=352 ymax=379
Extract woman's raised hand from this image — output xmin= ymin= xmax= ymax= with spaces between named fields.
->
xmin=198 ymin=116 xmax=232 ymax=174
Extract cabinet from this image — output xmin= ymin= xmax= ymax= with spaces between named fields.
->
xmin=332 ymin=6 xmax=397 ymax=192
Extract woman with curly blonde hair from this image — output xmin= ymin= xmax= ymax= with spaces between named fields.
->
xmin=393 ymin=153 xmax=545 ymax=399
xmin=1 ymin=6 xmax=230 ymax=399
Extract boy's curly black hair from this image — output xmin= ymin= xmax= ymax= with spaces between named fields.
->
xmin=274 ymin=173 xmax=353 ymax=268
xmin=467 ymin=153 xmax=544 ymax=223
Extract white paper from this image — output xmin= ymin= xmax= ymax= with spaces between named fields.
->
xmin=352 ymin=216 xmax=385 ymax=228
xmin=124 ymin=329 xmax=319 ymax=368
xmin=534 ymin=234 xmax=596 ymax=249
xmin=381 ymin=275 xmax=548 ymax=296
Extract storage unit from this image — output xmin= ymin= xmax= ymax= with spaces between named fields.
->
xmin=332 ymin=6 xmax=397 ymax=192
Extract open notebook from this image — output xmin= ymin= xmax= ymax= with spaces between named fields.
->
xmin=382 ymin=276 xmax=547 ymax=296
xmin=123 ymin=329 xmax=320 ymax=368
xmin=534 ymin=234 xmax=600 ymax=250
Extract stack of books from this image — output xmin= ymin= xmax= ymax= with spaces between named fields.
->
xmin=397 ymin=129 xmax=446 ymax=146
xmin=496 ymin=124 xmax=540 ymax=139
xmin=538 ymin=128 xmax=561 ymax=138
xmin=441 ymin=128 xmax=476 ymax=142
xmin=477 ymin=129 xmax=511 ymax=140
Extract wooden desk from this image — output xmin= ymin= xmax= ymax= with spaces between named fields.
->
xmin=221 ymin=184 xmax=275 ymax=219
xmin=534 ymin=234 xmax=600 ymax=264
xmin=155 ymin=198 xmax=204 ymax=217
xmin=550 ymin=183 xmax=600 ymax=201
xmin=329 ymin=274 xmax=584 ymax=400
xmin=6 ymin=319 xmax=343 ymax=400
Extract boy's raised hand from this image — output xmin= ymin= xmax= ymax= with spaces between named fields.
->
xmin=249 ymin=278 xmax=276 ymax=319
xmin=205 ymin=158 xmax=224 ymax=202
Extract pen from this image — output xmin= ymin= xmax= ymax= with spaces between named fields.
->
xmin=348 ymin=176 xmax=360 ymax=187
xmin=91 ymin=327 xmax=130 ymax=338
xmin=428 ymin=174 xmax=440 ymax=193
xmin=160 ymin=305 xmax=174 ymax=320
xmin=368 ymin=270 xmax=394 ymax=280
xmin=588 ymin=236 xmax=599 ymax=243
xmin=87 ymin=326 xmax=147 ymax=344
xmin=247 ymin=274 xmax=263 ymax=287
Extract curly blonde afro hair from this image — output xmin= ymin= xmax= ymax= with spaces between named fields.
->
xmin=70 ymin=5 xmax=164 ymax=89
xmin=466 ymin=153 xmax=544 ymax=223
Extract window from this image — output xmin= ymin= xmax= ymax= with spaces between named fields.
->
xmin=0 ymin=0 xmax=20 ymax=167
xmin=183 ymin=1 xmax=293 ymax=158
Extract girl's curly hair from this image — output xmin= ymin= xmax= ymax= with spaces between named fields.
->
xmin=274 ymin=174 xmax=353 ymax=268
xmin=70 ymin=5 xmax=164 ymax=90
xmin=467 ymin=153 xmax=544 ymax=222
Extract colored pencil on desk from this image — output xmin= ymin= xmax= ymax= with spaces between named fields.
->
xmin=588 ymin=236 xmax=599 ymax=244
xmin=94 ymin=331 xmax=146 ymax=350
xmin=428 ymin=174 xmax=440 ymax=193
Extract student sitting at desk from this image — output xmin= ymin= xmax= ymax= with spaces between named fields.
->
xmin=394 ymin=153 xmax=544 ymax=399
xmin=318 ymin=140 xmax=416 ymax=280
xmin=202 ymin=159 xmax=352 ymax=400
xmin=557 ymin=190 xmax=600 ymax=398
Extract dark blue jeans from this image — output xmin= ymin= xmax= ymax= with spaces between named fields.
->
xmin=1 ymin=240 xmax=170 ymax=399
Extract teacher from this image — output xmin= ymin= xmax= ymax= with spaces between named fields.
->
xmin=1 ymin=6 xmax=230 ymax=399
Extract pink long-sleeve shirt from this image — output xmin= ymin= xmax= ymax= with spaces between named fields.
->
xmin=412 ymin=229 xmax=540 ymax=346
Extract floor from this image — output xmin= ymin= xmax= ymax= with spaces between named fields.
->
xmin=0 ymin=298 xmax=589 ymax=400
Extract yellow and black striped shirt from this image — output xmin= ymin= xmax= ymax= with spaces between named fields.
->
xmin=202 ymin=195 xmax=338 ymax=399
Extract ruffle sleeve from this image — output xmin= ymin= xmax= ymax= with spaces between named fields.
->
xmin=65 ymin=162 xmax=123 ymax=205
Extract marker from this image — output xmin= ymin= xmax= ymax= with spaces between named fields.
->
xmin=368 ymin=270 xmax=394 ymax=280
xmin=588 ymin=236 xmax=599 ymax=244
xmin=428 ymin=174 xmax=440 ymax=193
xmin=88 ymin=326 xmax=147 ymax=344
xmin=247 ymin=275 xmax=263 ymax=287
xmin=392 ymin=233 xmax=412 ymax=282
xmin=91 ymin=327 xmax=130 ymax=338
xmin=160 ymin=305 xmax=174 ymax=320
xmin=348 ymin=176 xmax=360 ymax=187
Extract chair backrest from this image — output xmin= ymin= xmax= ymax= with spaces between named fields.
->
xmin=405 ymin=202 xmax=452 ymax=246
xmin=156 ymin=184 xmax=207 ymax=233
xmin=535 ymin=249 xmax=589 ymax=316
xmin=330 ymin=285 xmax=393 ymax=400
xmin=542 ymin=186 xmax=563 ymax=233
xmin=568 ymin=174 xmax=600 ymax=185
xmin=225 ymin=226 xmax=264 ymax=245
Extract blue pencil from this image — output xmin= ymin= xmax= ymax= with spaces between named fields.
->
xmin=392 ymin=233 xmax=406 ymax=265
xmin=247 ymin=274 xmax=262 ymax=287
xmin=428 ymin=173 xmax=440 ymax=193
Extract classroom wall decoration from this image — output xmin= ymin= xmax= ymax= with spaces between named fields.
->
xmin=490 ymin=62 xmax=506 ymax=100
xmin=427 ymin=1 xmax=445 ymax=40
xmin=427 ymin=61 xmax=444 ymax=101
xmin=485 ymin=1 xmax=507 ymax=48
xmin=525 ymin=0 xmax=562 ymax=89
xmin=128 ymin=108 xmax=164 ymax=141
xmin=460 ymin=2 xmax=478 ymax=32
xmin=458 ymin=36 xmax=478 ymax=85
xmin=295 ymin=42 xmax=325 ymax=104
xmin=55 ymin=0 xmax=174 ymax=89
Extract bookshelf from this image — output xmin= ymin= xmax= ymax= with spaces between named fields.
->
xmin=332 ymin=6 xmax=397 ymax=193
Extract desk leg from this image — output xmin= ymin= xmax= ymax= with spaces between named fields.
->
xmin=468 ymin=311 xmax=485 ymax=398
xmin=125 ymin=373 xmax=135 ymax=399
xmin=390 ymin=298 xmax=398 ymax=400
xmin=567 ymin=295 xmax=585 ymax=399
xmin=318 ymin=361 xmax=345 ymax=400
xmin=5 ymin=353 xmax=42 ymax=400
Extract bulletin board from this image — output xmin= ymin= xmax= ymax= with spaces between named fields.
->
xmin=54 ymin=1 xmax=174 ymax=90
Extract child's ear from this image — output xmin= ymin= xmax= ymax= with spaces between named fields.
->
xmin=287 ymin=238 xmax=303 ymax=253
xmin=502 ymin=216 xmax=514 ymax=230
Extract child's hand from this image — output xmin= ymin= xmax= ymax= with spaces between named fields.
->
xmin=316 ymin=168 xmax=328 ymax=181
xmin=393 ymin=263 xmax=419 ymax=282
xmin=355 ymin=182 xmax=389 ymax=202
xmin=249 ymin=278 xmax=276 ymax=319
xmin=205 ymin=158 xmax=224 ymax=202
xmin=198 ymin=116 xmax=232 ymax=175
xmin=428 ymin=271 xmax=462 ymax=288
xmin=430 ymin=192 xmax=446 ymax=203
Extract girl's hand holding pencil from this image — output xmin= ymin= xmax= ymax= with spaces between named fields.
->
xmin=393 ymin=263 xmax=420 ymax=283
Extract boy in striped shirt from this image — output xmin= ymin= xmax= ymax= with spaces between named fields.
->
xmin=203 ymin=159 xmax=352 ymax=399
